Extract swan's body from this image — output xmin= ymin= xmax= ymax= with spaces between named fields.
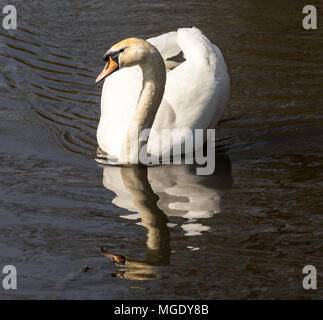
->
xmin=96 ymin=27 xmax=230 ymax=162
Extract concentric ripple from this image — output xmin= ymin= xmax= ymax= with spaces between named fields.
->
xmin=0 ymin=23 xmax=100 ymax=157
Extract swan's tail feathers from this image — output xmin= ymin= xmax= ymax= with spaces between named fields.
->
xmin=147 ymin=31 xmax=181 ymax=61
xmin=177 ymin=27 xmax=215 ymax=65
xmin=212 ymin=44 xmax=228 ymax=73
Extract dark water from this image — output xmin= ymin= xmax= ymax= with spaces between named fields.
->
xmin=0 ymin=0 xmax=322 ymax=299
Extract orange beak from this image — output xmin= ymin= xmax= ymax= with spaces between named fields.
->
xmin=95 ymin=56 xmax=119 ymax=84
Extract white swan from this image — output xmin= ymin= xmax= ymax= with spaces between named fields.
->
xmin=95 ymin=27 xmax=229 ymax=163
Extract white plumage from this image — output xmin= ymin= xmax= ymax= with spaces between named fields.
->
xmin=97 ymin=27 xmax=230 ymax=161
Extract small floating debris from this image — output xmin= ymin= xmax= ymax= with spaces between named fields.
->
xmin=81 ymin=265 xmax=92 ymax=272
xmin=187 ymin=246 xmax=200 ymax=251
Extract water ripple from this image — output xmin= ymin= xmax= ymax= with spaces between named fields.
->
xmin=0 ymin=24 xmax=100 ymax=157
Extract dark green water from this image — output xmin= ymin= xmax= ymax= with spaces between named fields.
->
xmin=0 ymin=0 xmax=322 ymax=299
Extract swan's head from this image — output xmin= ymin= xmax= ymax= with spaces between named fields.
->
xmin=95 ymin=37 xmax=156 ymax=84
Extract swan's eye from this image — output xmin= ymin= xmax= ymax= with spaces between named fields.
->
xmin=119 ymin=48 xmax=125 ymax=53
xmin=110 ymin=50 xmax=124 ymax=61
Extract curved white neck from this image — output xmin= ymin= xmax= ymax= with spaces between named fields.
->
xmin=120 ymin=51 xmax=166 ymax=163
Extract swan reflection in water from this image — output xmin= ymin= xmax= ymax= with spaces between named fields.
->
xmin=97 ymin=154 xmax=232 ymax=280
